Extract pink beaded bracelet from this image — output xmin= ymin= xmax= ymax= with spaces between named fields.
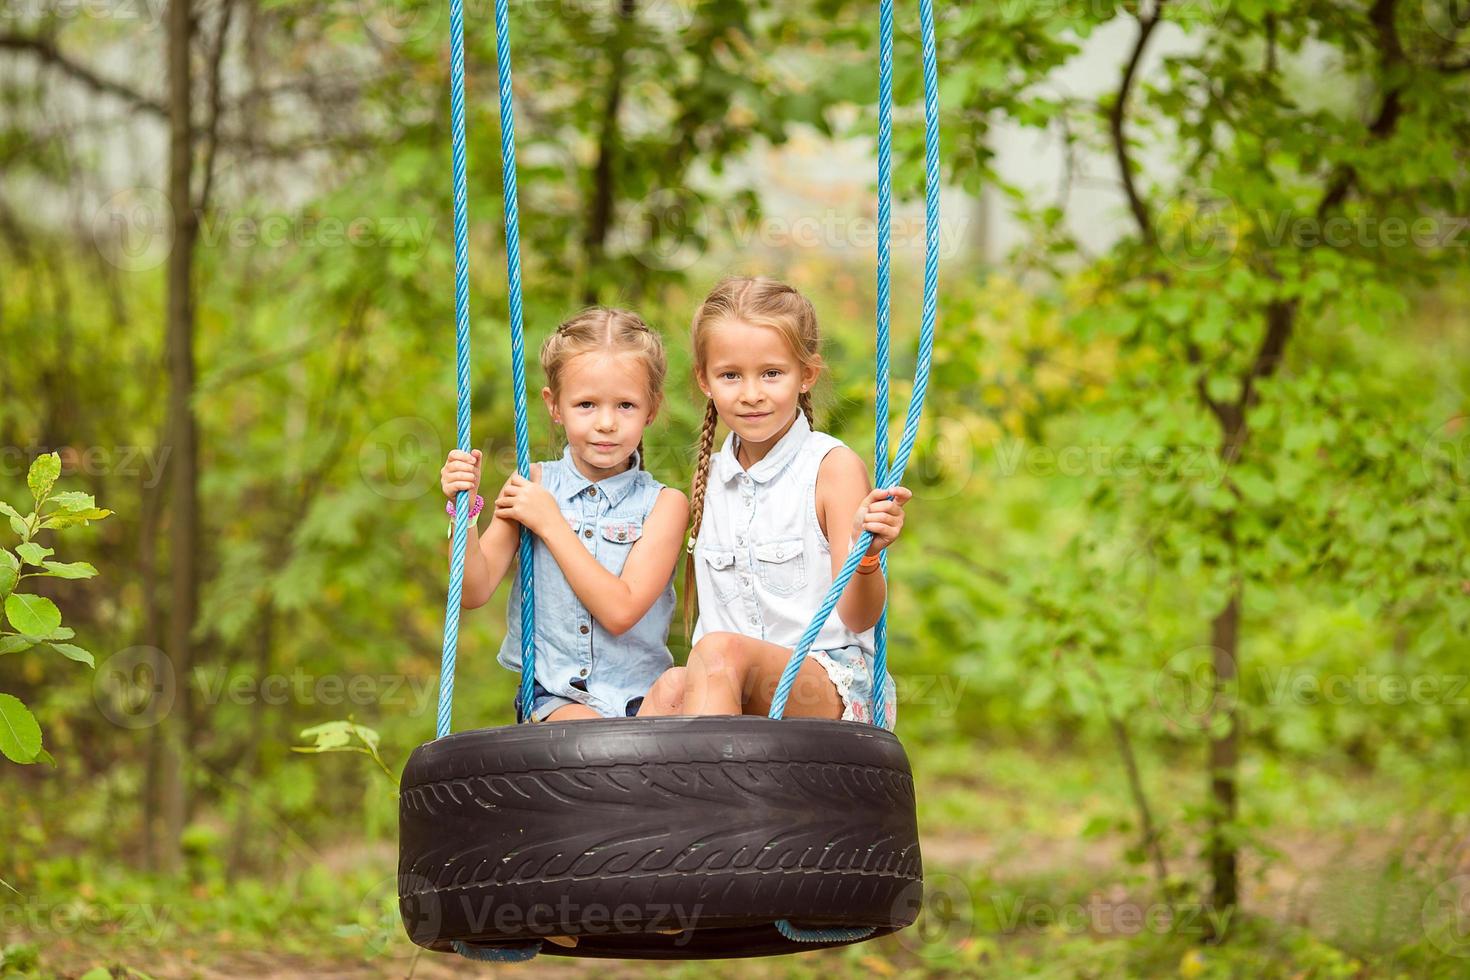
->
xmin=446 ymin=494 xmax=484 ymax=520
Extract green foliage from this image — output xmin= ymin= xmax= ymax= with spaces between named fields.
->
xmin=293 ymin=719 xmax=397 ymax=787
xmin=0 ymin=453 xmax=112 ymax=765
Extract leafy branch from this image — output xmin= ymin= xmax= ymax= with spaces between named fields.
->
xmin=0 ymin=452 xmax=112 ymax=765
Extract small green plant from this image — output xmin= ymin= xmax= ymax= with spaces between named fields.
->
xmin=293 ymin=718 xmax=396 ymax=788
xmin=0 ymin=451 xmax=112 ymax=765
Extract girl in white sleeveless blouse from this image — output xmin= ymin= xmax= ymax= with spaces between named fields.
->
xmin=639 ymin=276 xmax=910 ymax=728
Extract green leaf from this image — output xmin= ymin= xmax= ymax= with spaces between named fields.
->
xmin=15 ymin=543 xmax=54 ymax=566
xmin=48 ymin=643 xmax=95 ymax=668
xmin=0 ymin=551 xmax=17 ymax=599
xmin=39 ymin=561 xmax=98 ymax=580
xmin=38 ymin=508 xmax=113 ymax=531
xmin=0 ymin=500 xmax=24 ymax=525
xmin=5 ymin=512 xmax=26 ymax=537
xmin=26 ymin=453 xmax=61 ymax=505
xmin=0 ymin=636 xmax=39 ymax=656
xmin=47 ymin=491 xmax=97 ymax=513
xmin=4 ymin=594 xmax=62 ymax=638
xmin=0 ymin=693 xmax=42 ymax=764
xmin=46 ymin=626 xmax=74 ymax=641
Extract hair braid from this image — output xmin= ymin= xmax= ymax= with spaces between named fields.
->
xmin=682 ymin=398 xmax=720 ymax=636
xmin=798 ymin=389 xmax=816 ymax=430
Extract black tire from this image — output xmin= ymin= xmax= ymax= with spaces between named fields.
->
xmin=397 ymin=715 xmax=923 ymax=960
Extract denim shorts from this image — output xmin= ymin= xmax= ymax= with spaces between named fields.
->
xmin=513 ymin=678 xmax=644 ymax=724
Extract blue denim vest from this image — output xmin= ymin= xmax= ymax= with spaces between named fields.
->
xmin=496 ymin=446 xmax=675 ymax=718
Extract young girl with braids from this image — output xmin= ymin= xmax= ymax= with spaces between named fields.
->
xmin=640 ymin=276 xmax=910 ymax=727
xmin=439 ymin=308 xmax=688 ymax=723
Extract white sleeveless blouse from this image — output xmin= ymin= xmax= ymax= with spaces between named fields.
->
xmin=692 ymin=412 xmax=875 ymax=654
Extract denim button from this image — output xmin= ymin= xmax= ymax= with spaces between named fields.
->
xmin=579 ymin=624 xmax=589 ymax=635
xmin=583 ymin=528 xmax=593 ymax=538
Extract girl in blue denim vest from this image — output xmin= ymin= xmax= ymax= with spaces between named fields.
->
xmin=643 ymin=276 xmax=911 ymax=728
xmin=440 ymin=308 xmax=688 ymax=722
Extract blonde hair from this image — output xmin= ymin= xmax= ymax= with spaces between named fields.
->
xmin=540 ymin=307 xmax=667 ymax=470
xmin=683 ymin=276 xmax=824 ymax=631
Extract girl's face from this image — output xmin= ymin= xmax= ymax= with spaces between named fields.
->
xmin=696 ymin=318 xmax=819 ymax=449
xmin=543 ymin=350 xmax=658 ymax=480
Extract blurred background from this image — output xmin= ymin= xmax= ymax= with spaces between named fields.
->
xmin=2 ymin=1 xmax=1469 ymax=977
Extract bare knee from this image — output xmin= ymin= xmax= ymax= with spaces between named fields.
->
xmin=688 ymin=632 xmax=747 ymax=678
xmin=650 ymin=666 xmax=687 ymax=701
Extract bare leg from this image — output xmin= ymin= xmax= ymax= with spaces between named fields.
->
xmin=682 ymin=632 xmax=842 ymax=719
xmin=542 ymin=703 xmax=601 ymax=722
xmin=636 ymin=666 xmax=688 ymax=717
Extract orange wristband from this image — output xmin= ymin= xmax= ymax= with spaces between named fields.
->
xmin=857 ymin=552 xmax=881 ymax=574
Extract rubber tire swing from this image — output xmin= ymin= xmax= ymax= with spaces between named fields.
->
xmin=399 ymin=0 xmax=941 ymax=961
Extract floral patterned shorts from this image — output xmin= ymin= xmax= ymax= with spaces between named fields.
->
xmin=808 ymin=644 xmax=898 ymax=730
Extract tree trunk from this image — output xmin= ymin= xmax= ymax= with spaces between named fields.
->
xmin=1206 ymin=582 xmax=1241 ymax=923
xmin=160 ymin=0 xmax=199 ymax=874
xmin=580 ymin=0 xmax=635 ymax=305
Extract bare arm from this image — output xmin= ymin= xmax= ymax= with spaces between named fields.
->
xmin=815 ymin=448 xmax=889 ymax=634
xmin=452 ymin=463 xmax=541 ymax=609
xmin=528 ymin=487 xmax=689 ymax=635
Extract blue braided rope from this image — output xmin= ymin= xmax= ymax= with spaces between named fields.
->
xmin=776 ymin=920 xmax=877 ymax=943
xmin=435 ymin=0 xmax=474 ymax=742
xmin=869 ymin=0 xmax=895 ymax=731
xmin=434 ymin=0 xmax=537 ymax=746
xmin=490 ymin=0 xmax=539 ymax=723
xmin=452 ymin=940 xmax=542 ymax=962
xmin=769 ymin=0 xmax=940 ymax=724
